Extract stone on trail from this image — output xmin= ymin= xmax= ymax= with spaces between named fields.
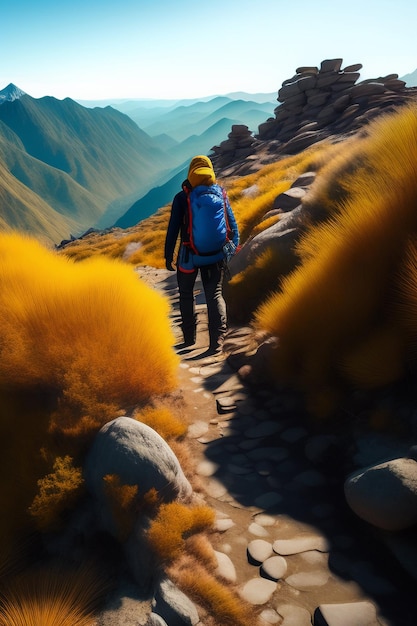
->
xmin=239 ymin=578 xmax=277 ymax=605
xmin=247 ymin=538 xmax=274 ymax=564
xmin=313 ymin=600 xmax=380 ymax=626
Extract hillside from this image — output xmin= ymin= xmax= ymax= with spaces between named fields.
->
xmin=0 ymin=92 xmax=171 ymax=243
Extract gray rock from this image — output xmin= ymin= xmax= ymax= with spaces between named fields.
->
xmin=273 ymin=535 xmax=330 ymax=555
xmin=276 ymin=604 xmax=311 ymax=626
xmin=261 ymin=555 xmax=288 ymax=580
xmin=153 ymin=577 xmax=200 ymax=626
xmin=239 ymin=578 xmax=277 ymax=605
xmin=285 ymin=570 xmax=330 ymax=589
xmin=214 ymin=550 xmax=237 ymax=583
xmin=247 ymin=539 xmax=274 ymax=564
xmin=314 ymin=601 xmax=380 ymax=626
xmin=344 ymin=457 xmax=417 ymax=530
xmin=146 ymin=614 xmax=168 ymax=626
xmin=84 ymin=416 xmax=192 ymax=535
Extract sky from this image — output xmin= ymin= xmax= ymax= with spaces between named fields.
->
xmin=2 ymin=0 xmax=417 ymax=102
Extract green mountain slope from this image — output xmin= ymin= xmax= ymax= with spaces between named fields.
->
xmin=0 ymin=95 xmax=171 ymax=242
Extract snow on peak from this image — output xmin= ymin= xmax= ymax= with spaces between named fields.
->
xmin=0 ymin=83 xmax=27 ymax=104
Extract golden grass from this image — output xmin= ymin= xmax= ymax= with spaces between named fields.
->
xmin=255 ymin=104 xmax=417 ymax=396
xmin=0 ymin=563 xmax=108 ymax=626
xmin=0 ymin=231 xmax=179 ymax=545
xmin=225 ymin=245 xmax=296 ymax=324
xmin=170 ymin=558 xmax=259 ymax=626
xmin=147 ymin=501 xmax=215 ymax=564
xmin=28 ymin=456 xmax=84 ymax=531
xmin=103 ymin=474 xmax=139 ymax=541
xmin=133 ymin=405 xmax=187 ymax=441
xmin=57 ymin=141 xmax=336 ymax=271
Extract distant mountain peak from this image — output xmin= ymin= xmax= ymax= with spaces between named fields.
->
xmin=0 ymin=83 xmax=26 ymax=104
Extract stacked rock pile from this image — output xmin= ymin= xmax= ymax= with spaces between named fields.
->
xmin=210 ymin=123 xmax=261 ymax=166
xmin=211 ymin=58 xmax=417 ymax=170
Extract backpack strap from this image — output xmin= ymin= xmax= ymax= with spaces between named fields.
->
xmin=183 ymin=185 xmax=198 ymax=254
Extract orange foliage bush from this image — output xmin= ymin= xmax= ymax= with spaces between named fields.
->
xmin=102 ymin=474 xmax=139 ymax=541
xmin=0 ymin=563 xmax=107 ymax=626
xmin=29 ymin=456 xmax=84 ymax=531
xmin=255 ymin=104 xmax=417 ymax=402
xmin=134 ymin=405 xmax=187 ymax=441
xmin=147 ymin=501 xmax=215 ymax=564
xmin=0 ymin=231 xmax=179 ymax=547
xmin=171 ymin=558 xmax=259 ymax=626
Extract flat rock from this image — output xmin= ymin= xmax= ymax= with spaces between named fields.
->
xmin=344 ymin=457 xmax=417 ymax=530
xmin=273 ymin=535 xmax=330 ymax=555
xmin=285 ymin=570 xmax=330 ymax=589
xmin=261 ymin=555 xmax=288 ymax=580
xmin=276 ymin=604 xmax=312 ymax=626
xmin=247 ymin=539 xmax=274 ymax=564
xmin=214 ymin=550 xmax=237 ymax=583
xmin=314 ymin=601 xmax=380 ymax=626
xmin=239 ymin=578 xmax=277 ymax=605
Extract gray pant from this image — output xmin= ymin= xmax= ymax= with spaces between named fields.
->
xmin=177 ymin=261 xmax=227 ymax=348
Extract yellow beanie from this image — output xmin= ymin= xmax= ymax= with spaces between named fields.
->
xmin=187 ymin=155 xmax=215 ymax=188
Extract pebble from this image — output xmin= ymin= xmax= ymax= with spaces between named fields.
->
xmin=247 ymin=539 xmax=274 ymax=564
xmin=239 ymin=578 xmax=277 ymax=605
xmin=244 ymin=420 xmax=282 ymax=438
xmin=314 ymin=601 xmax=380 ymax=626
xmin=255 ymin=491 xmax=283 ymax=509
xmin=261 ymin=555 xmax=288 ymax=580
xmin=248 ymin=522 xmax=270 ymax=537
xmin=196 ymin=460 xmax=219 ymax=477
xmin=254 ymin=513 xmax=277 ymax=527
xmin=213 ymin=517 xmax=235 ymax=532
xmin=247 ymin=447 xmax=289 ymax=462
xmin=285 ymin=570 xmax=330 ymax=589
xmin=214 ymin=550 xmax=237 ymax=583
xmin=280 ymin=427 xmax=308 ymax=443
xmin=273 ymin=535 xmax=330 ymax=555
xmin=276 ymin=604 xmax=312 ymax=626
xmin=259 ymin=608 xmax=281 ymax=624
xmin=187 ymin=421 xmax=209 ymax=438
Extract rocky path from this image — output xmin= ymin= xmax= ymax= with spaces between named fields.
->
xmin=130 ymin=267 xmax=417 ymax=626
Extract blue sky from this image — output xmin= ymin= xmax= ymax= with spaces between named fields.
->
xmin=3 ymin=0 xmax=417 ymax=101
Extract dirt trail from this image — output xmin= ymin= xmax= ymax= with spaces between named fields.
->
xmin=126 ymin=266 xmax=417 ymax=626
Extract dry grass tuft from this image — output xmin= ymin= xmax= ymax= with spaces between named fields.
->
xmin=28 ymin=456 xmax=84 ymax=531
xmin=170 ymin=557 xmax=259 ymax=626
xmin=0 ymin=562 xmax=108 ymax=626
xmin=255 ymin=104 xmax=417 ymax=397
xmin=147 ymin=501 xmax=215 ymax=564
xmin=133 ymin=405 xmax=187 ymax=441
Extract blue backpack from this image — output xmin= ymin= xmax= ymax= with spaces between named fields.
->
xmin=183 ymin=183 xmax=232 ymax=267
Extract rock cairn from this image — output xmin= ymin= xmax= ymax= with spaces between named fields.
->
xmin=211 ymin=58 xmax=417 ymax=170
xmin=210 ymin=123 xmax=260 ymax=165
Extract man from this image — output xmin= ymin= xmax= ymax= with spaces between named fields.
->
xmin=164 ymin=155 xmax=239 ymax=354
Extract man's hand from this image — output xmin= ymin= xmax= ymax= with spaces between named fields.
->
xmin=165 ymin=259 xmax=175 ymax=271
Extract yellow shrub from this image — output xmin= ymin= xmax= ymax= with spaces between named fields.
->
xmin=255 ymin=104 xmax=417 ymax=395
xmin=0 ymin=231 xmax=179 ymax=547
xmin=29 ymin=456 xmax=84 ymax=531
xmin=0 ymin=563 xmax=107 ymax=626
xmin=172 ymin=559 xmax=259 ymax=626
xmin=102 ymin=474 xmax=139 ymax=541
xmin=134 ymin=406 xmax=187 ymax=441
xmin=147 ymin=501 xmax=215 ymax=564
xmin=225 ymin=247 xmax=285 ymax=324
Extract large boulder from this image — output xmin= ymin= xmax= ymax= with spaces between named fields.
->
xmin=84 ymin=415 xmax=193 ymax=536
xmin=344 ymin=457 xmax=417 ymax=531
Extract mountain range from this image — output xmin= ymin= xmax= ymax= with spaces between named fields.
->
xmin=0 ymin=67 xmax=416 ymax=244
xmin=0 ymin=83 xmax=276 ymax=242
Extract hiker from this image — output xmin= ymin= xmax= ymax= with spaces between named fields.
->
xmin=164 ymin=155 xmax=239 ymax=353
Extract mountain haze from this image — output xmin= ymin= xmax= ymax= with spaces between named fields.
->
xmin=0 ymin=85 xmax=277 ymax=242
xmin=0 ymin=91 xmax=171 ymax=243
